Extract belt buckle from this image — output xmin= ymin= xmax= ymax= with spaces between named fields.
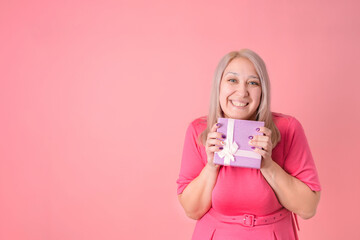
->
xmin=243 ymin=214 xmax=255 ymax=227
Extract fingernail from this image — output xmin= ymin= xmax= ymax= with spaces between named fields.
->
xmin=219 ymin=147 xmax=223 ymax=150
xmin=248 ymin=136 xmax=253 ymax=140
xmin=256 ymin=128 xmax=260 ymax=132
xmin=216 ymin=123 xmax=221 ymax=127
xmin=222 ymin=134 xmax=226 ymax=138
xmin=251 ymin=147 xmax=255 ymax=150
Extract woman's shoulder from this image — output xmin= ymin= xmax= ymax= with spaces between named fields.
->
xmin=272 ymin=111 xmax=294 ymax=120
xmin=183 ymin=116 xmax=207 ymax=146
xmin=271 ymin=112 xmax=303 ymax=133
xmin=272 ymin=112 xmax=297 ymax=123
xmin=188 ymin=116 xmax=207 ymax=133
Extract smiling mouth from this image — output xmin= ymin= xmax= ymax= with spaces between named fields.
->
xmin=230 ymin=100 xmax=249 ymax=107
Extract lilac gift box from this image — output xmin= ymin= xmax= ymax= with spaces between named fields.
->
xmin=214 ymin=118 xmax=265 ymax=169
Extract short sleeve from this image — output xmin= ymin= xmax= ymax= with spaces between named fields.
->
xmin=283 ymin=117 xmax=321 ymax=192
xmin=176 ymin=122 xmax=206 ymax=195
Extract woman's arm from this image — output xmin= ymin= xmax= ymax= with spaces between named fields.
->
xmin=260 ymin=161 xmax=321 ymax=219
xmin=178 ymin=163 xmax=220 ymax=220
xmin=250 ymin=126 xmax=321 ymax=219
xmin=178 ymin=123 xmax=223 ymax=220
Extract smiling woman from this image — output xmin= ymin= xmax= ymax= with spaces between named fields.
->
xmin=219 ymin=57 xmax=262 ymax=121
xmin=176 ymin=49 xmax=321 ymax=240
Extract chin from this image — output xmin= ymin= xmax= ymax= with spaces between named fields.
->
xmin=225 ymin=114 xmax=250 ymax=120
xmin=224 ymin=112 xmax=256 ymax=120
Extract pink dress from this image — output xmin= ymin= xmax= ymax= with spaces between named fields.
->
xmin=177 ymin=112 xmax=321 ymax=240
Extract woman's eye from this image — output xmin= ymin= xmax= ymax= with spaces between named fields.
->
xmin=228 ymin=79 xmax=237 ymax=83
xmin=249 ymin=81 xmax=260 ymax=85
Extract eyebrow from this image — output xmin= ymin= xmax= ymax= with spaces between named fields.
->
xmin=224 ymin=71 xmax=239 ymax=76
xmin=248 ymin=75 xmax=260 ymax=80
xmin=224 ymin=72 xmax=260 ymax=79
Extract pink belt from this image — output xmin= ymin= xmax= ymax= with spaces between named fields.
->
xmin=208 ymin=208 xmax=291 ymax=227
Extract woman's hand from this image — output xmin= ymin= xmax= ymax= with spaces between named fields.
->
xmin=248 ymin=127 xmax=273 ymax=169
xmin=205 ymin=123 xmax=225 ymax=169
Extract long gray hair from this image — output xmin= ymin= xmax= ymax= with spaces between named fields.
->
xmin=198 ymin=49 xmax=281 ymax=147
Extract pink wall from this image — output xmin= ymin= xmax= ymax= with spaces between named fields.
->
xmin=1 ymin=0 xmax=359 ymax=239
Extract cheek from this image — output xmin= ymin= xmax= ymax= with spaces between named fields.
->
xmin=219 ymin=93 xmax=227 ymax=106
xmin=252 ymin=89 xmax=262 ymax=103
xmin=219 ymin=85 xmax=233 ymax=99
xmin=219 ymin=88 xmax=231 ymax=108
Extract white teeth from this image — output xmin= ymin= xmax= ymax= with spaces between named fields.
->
xmin=231 ymin=101 xmax=248 ymax=107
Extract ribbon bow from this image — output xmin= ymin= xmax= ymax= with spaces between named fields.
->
xmin=217 ymin=119 xmax=239 ymax=166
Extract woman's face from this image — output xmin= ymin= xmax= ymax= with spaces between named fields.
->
xmin=219 ymin=57 xmax=262 ymax=120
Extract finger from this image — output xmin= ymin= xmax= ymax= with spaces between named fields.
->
xmin=253 ymin=147 xmax=267 ymax=157
xmin=257 ymin=127 xmax=272 ymax=137
xmin=251 ymin=135 xmax=270 ymax=143
xmin=248 ymin=139 xmax=271 ymax=151
xmin=210 ymin=123 xmax=221 ymax=133
xmin=208 ymin=145 xmax=223 ymax=153
xmin=208 ymin=131 xmax=226 ymax=140
xmin=207 ymin=138 xmax=225 ymax=147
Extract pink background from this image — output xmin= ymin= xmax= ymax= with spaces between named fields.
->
xmin=1 ymin=0 xmax=360 ymax=239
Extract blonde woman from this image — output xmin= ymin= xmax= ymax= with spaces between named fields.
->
xmin=177 ymin=49 xmax=321 ymax=239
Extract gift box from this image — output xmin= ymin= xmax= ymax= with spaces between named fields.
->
xmin=214 ymin=118 xmax=265 ymax=169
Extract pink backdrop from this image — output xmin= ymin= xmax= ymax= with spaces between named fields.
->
xmin=1 ymin=0 xmax=360 ymax=239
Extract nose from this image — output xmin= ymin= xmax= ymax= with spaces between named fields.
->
xmin=236 ymin=81 xmax=249 ymax=97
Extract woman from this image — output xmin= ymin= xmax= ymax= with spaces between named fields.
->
xmin=176 ymin=49 xmax=321 ymax=239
